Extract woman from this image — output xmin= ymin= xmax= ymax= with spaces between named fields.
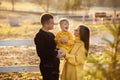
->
xmin=61 ymin=25 xmax=90 ymax=80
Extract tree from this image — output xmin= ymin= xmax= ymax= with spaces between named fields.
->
xmin=71 ymin=0 xmax=82 ymax=10
xmin=46 ymin=0 xmax=50 ymax=12
xmin=65 ymin=0 xmax=70 ymax=11
xmin=81 ymin=0 xmax=92 ymax=10
xmin=82 ymin=21 xmax=120 ymax=80
xmin=0 ymin=1 xmax=1 ymax=5
xmin=110 ymin=0 xmax=120 ymax=19
xmin=11 ymin=0 xmax=15 ymax=11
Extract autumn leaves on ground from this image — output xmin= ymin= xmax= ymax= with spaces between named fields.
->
xmin=0 ymin=1 xmax=113 ymax=79
xmin=0 ymin=11 xmax=107 ymax=80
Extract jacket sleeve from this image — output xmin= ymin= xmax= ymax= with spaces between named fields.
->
xmin=34 ymin=33 xmax=58 ymax=58
xmin=65 ymin=45 xmax=86 ymax=66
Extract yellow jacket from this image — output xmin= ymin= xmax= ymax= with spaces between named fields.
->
xmin=61 ymin=37 xmax=87 ymax=80
xmin=55 ymin=31 xmax=74 ymax=53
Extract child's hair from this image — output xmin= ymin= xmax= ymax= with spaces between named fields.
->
xmin=59 ymin=18 xmax=69 ymax=24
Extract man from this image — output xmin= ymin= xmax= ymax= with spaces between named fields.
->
xmin=34 ymin=13 xmax=64 ymax=80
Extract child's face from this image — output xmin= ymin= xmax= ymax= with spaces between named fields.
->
xmin=60 ymin=21 xmax=69 ymax=32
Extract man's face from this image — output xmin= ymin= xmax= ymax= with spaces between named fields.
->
xmin=46 ymin=19 xmax=54 ymax=30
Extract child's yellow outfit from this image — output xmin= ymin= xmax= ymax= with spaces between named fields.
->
xmin=55 ymin=31 xmax=74 ymax=53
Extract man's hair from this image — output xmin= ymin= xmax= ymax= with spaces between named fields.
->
xmin=40 ymin=13 xmax=53 ymax=25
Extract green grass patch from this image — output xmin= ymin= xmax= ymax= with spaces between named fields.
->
xmin=0 ymin=24 xmax=40 ymax=40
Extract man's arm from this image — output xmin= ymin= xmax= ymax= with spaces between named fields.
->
xmin=34 ymin=33 xmax=58 ymax=58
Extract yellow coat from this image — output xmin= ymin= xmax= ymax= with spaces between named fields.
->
xmin=61 ymin=37 xmax=87 ymax=80
xmin=55 ymin=31 xmax=74 ymax=53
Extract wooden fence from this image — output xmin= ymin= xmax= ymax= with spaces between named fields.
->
xmin=0 ymin=40 xmax=40 ymax=72
xmin=0 ymin=40 xmax=119 ymax=73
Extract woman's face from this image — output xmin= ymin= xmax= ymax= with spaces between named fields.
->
xmin=73 ymin=27 xmax=79 ymax=37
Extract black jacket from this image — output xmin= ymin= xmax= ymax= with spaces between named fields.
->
xmin=34 ymin=29 xmax=60 ymax=68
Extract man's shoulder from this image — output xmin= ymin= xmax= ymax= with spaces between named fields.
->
xmin=48 ymin=31 xmax=55 ymax=36
xmin=34 ymin=30 xmax=44 ymax=39
xmin=37 ymin=29 xmax=45 ymax=35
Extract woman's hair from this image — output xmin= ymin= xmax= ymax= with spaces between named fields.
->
xmin=40 ymin=13 xmax=53 ymax=25
xmin=79 ymin=25 xmax=90 ymax=56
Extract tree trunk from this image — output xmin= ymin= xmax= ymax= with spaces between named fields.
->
xmin=113 ymin=9 xmax=117 ymax=19
xmin=11 ymin=0 xmax=15 ymax=11
xmin=46 ymin=0 xmax=49 ymax=12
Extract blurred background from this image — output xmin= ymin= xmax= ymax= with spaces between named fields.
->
xmin=0 ymin=0 xmax=120 ymax=26
xmin=0 ymin=0 xmax=120 ymax=79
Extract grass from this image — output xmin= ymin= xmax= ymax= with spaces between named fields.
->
xmin=0 ymin=22 xmax=107 ymax=40
xmin=0 ymin=24 xmax=40 ymax=40
xmin=0 ymin=1 xmax=114 ymax=79
xmin=0 ymin=72 xmax=42 ymax=80
xmin=0 ymin=23 xmax=111 ymax=79
xmin=0 ymin=46 xmax=41 ymax=79
xmin=0 ymin=9 xmax=110 ymax=79
xmin=0 ymin=46 xmax=39 ymax=66
xmin=0 ymin=46 xmax=63 ymax=80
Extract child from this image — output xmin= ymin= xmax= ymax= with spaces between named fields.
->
xmin=55 ymin=18 xmax=74 ymax=54
xmin=55 ymin=18 xmax=74 ymax=76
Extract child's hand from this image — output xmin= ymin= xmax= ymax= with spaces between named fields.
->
xmin=60 ymin=38 xmax=68 ymax=44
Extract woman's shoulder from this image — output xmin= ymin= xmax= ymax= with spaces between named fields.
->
xmin=80 ymin=40 xmax=85 ymax=47
xmin=74 ymin=40 xmax=85 ymax=49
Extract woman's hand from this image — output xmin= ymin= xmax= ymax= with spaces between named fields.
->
xmin=60 ymin=38 xmax=68 ymax=44
xmin=56 ymin=50 xmax=66 ymax=59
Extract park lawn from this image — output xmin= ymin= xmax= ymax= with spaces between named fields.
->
xmin=0 ymin=23 xmax=107 ymax=40
xmin=0 ymin=46 xmax=63 ymax=80
xmin=0 ymin=22 xmax=109 ymax=79
xmin=0 ymin=24 xmax=40 ymax=40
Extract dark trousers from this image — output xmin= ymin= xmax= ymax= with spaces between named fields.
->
xmin=42 ymin=71 xmax=59 ymax=80
xmin=40 ymin=64 xmax=59 ymax=80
